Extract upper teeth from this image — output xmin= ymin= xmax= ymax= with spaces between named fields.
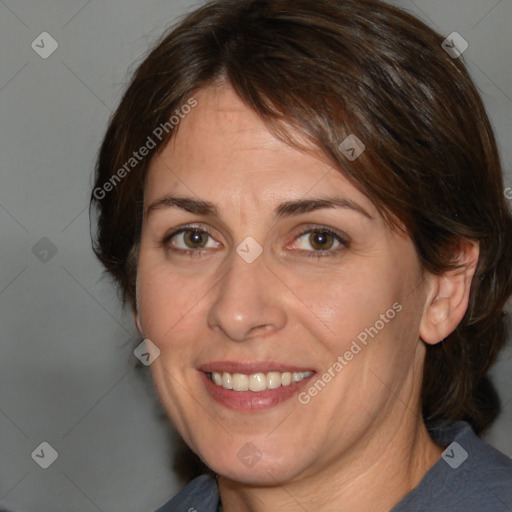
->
xmin=209 ymin=371 xmax=313 ymax=392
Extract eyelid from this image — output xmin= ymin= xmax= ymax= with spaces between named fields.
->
xmin=161 ymin=223 xmax=221 ymax=253
xmin=285 ymin=224 xmax=349 ymax=257
xmin=162 ymin=221 xmax=214 ymax=238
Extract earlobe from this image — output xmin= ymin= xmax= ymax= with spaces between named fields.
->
xmin=429 ymin=296 xmax=450 ymax=325
xmin=132 ymin=300 xmax=143 ymax=335
xmin=420 ymin=296 xmax=450 ymax=344
xmin=135 ymin=315 xmax=143 ymax=335
xmin=133 ymin=289 xmax=143 ymax=335
xmin=419 ymin=240 xmax=479 ymax=345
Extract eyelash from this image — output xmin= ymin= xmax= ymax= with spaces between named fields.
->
xmin=160 ymin=224 xmax=349 ymax=259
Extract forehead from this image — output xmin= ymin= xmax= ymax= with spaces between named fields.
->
xmin=144 ymin=84 xmax=377 ymax=219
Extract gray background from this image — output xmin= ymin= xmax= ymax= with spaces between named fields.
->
xmin=1 ymin=0 xmax=511 ymax=511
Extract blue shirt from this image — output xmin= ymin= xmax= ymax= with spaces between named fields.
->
xmin=154 ymin=421 xmax=512 ymax=511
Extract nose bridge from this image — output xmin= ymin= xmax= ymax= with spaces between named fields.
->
xmin=207 ymin=247 xmax=286 ymax=342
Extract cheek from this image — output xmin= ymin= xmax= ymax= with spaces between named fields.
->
xmin=293 ymin=255 xmax=421 ymax=380
xmin=136 ymin=260 xmax=203 ymax=348
xmin=293 ymin=265 xmax=398 ymax=351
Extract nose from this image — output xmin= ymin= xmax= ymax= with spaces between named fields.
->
xmin=207 ymin=248 xmax=287 ymax=342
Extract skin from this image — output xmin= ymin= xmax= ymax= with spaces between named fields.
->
xmin=134 ymin=83 xmax=479 ymax=511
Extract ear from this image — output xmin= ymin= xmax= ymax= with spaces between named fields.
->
xmin=419 ymin=239 xmax=479 ymax=345
xmin=131 ymin=297 xmax=143 ymax=335
xmin=135 ymin=316 xmax=143 ymax=335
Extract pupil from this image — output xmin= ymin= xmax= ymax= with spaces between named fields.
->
xmin=187 ymin=230 xmax=205 ymax=247
xmin=312 ymin=232 xmax=332 ymax=250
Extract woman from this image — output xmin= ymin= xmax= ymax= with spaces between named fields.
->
xmin=90 ymin=0 xmax=512 ymax=510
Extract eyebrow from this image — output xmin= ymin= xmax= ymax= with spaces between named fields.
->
xmin=145 ymin=194 xmax=373 ymax=220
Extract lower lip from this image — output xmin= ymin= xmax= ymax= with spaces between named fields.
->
xmin=199 ymin=371 xmax=315 ymax=411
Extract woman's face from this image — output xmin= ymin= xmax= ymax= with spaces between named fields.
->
xmin=135 ymin=83 xmax=429 ymax=485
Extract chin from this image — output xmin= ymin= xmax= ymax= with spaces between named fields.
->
xmin=198 ymin=440 xmax=311 ymax=486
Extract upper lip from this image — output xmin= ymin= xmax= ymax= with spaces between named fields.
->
xmin=198 ymin=361 xmax=315 ymax=374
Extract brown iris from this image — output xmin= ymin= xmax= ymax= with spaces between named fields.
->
xmin=183 ymin=229 xmax=208 ymax=249
xmin=308 ymin=231 xmax=336 ymax=251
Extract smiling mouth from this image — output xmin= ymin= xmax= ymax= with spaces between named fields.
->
xmin=206 ymin=370 xmax=314 ymax=392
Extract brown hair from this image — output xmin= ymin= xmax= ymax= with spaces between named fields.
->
xmin=90 ymin=0 xmax=512 ymax=436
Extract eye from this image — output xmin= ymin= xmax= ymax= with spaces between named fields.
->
xmin=161 ymin=224 xmax=348 ymax=258
xmin=161 ymin=226 xmax=219 ymax=256
xmin=288 ymin=227 xmax=348 ymax=257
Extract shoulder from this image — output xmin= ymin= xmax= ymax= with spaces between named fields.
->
xmin=453 ymin=422 xmax=512 ymax=503
xmin=392 ymin=421 xmax=512 ymax=512
xmin=153 ymin=474 xmax=219 ymax=512
xmin=434 ymin=421 xmax=512 ymax=493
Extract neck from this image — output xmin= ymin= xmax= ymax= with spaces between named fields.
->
xmin=217 ymin=413 xmax=443 ymax=512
